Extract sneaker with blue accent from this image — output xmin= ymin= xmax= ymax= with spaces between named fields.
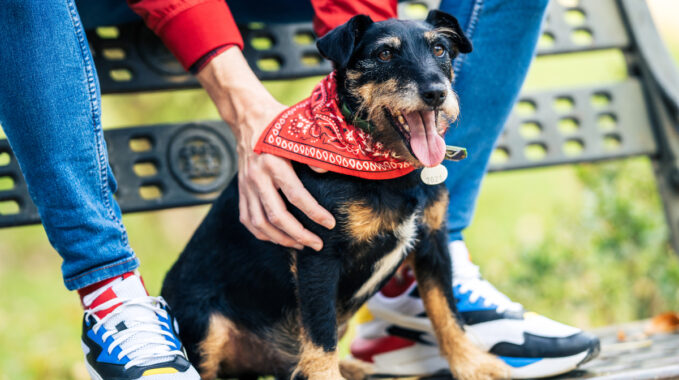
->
xmin=81 ymin=274 xmax=200 ymax=379
xmin=350 ymin=240 xmax=600 ymax=379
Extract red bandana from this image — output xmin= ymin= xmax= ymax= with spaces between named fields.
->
xmin=254 ymin=72 xmax=415 ymax=180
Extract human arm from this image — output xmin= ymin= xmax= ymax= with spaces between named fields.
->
xmin=126 ymin=0 xmax=396 ymax=251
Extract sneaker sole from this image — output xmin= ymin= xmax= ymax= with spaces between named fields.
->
xmin=363 ymin=340 xmax=600 ymax=379
xmin=84 ymin=357 xmax=104 ymax=380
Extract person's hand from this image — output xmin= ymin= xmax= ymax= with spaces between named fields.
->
xmin=196 ymin=47 xmax=335 ymax=251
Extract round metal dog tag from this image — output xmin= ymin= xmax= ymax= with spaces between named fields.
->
xmin=420 ymin=165 xmax=448 ymax=185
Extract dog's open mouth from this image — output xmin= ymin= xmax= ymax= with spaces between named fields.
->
xmin=386 ymin=108 xmax=446 ymax=167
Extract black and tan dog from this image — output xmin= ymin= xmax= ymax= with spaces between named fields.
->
xmin=162 ymin=10 xmax=509 ymax=380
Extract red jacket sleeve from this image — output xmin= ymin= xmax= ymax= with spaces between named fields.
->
xmin=311 ymin=0 xmax=398 ymax=37
xmin=127 ymin=0 xmax=244 ymax=70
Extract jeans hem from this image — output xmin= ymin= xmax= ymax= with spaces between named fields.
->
xmin=447 ymin=230 xmax=464 ymax=242
xmin=64 ymin=256 xmax=140 ymax=291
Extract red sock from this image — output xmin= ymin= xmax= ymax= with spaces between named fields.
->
xmin=78 ymin=271 xmax=139 ymax=318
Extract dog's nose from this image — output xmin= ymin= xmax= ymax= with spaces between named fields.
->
xmin=421 ymin=84 xmax=447 ymax=108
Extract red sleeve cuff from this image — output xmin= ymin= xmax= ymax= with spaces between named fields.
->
xmin=157 ymin=1 xmax=244 ymax=70
xmin=312 ymin=0 xmax=398 ymax=37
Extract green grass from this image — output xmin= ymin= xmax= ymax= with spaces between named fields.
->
xmin=2 ymin=9 xmax=679 ymax=380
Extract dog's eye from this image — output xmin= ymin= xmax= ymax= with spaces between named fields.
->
xmin=378 ymin=49 xmax=393 ymax=62
xmin=433 ymin=44 xmax=446 ymax=57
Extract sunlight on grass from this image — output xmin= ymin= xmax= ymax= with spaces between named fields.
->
xmin=523 ymin=50 xmax=627 ymax=90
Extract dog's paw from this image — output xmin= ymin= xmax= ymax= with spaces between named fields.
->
xmin=291 ymin=367 xmax=346 ymax=380
xmin=339 ymin=357 xmax=374 ymax=380
xmin=451 ymin=345 xmax=510 ymax=380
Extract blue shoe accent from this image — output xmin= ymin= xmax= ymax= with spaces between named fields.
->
xmin=500 ymin=356 xmax=542 ymax=368
xmin=453 ymin=284 xmax=498 ymax=312
xmin=82 ymin=298 xmax=198 ymax=379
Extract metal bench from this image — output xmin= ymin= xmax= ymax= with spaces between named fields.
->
xmin=1 ymin=0 xmax=678 ymax=378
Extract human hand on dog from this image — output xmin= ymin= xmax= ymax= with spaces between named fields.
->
xmin=197 ymin=47 xmax=335 ymax=251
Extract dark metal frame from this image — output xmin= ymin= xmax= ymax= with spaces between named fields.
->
xmin=2 ymin=0 xmax=679 ymax=253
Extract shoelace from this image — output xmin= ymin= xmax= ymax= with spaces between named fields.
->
xmin=85 ymin=296 xmax=184 ymax=370
xmin=454 ymin=258 xmax=522 ymax=314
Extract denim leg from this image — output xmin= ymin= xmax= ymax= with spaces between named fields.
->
xmin=0 ymin=0 xmax=138 ymax=290
xmin=439 ymin=0 xmax=550 ymax=241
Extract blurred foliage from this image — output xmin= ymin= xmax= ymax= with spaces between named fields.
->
xmin=501 ymin=159 xmax=679 ymax=326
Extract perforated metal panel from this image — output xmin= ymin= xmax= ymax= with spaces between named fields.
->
xmin=0 ymin=123 xmax=237 ymax=227
xmin=538 ymin=0 xmax=629 ymax=55
xmin=0 ymin=0 xmax=673 ymax=229
xmin=489 ymin=79 xmax=657 ymax=172
xmin=0 ymin=142 xmax=40 ymax=227
xmin=90 ymin=0 xmax=631 ymax=95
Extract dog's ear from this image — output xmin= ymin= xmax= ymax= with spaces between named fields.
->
xmin=425 ymin=10 xmax=472 ymax=54
xmin=316 ymin=14 xmax=374 ymax=68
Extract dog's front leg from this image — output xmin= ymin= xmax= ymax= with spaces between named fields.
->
xmin=291 ymin=251 xmax=345 ymax=380
xmin=408 ymin=192 xmax=509 ymax=380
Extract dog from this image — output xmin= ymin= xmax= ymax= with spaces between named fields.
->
xmin=161 ymin=10 xmax=510 ymax=380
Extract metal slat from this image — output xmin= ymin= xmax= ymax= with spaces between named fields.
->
xmin=0 ymin=80 xmax=659 ymax=226
xmin=0 ymin=123 xmax=237 ymax=227
xmin=489 ymin=79 xmax=656 ymax=172
xmin=538 ymin=0 xmax=629 ymax=55
xmin=91 ymin=0 xmax=631 ymax=94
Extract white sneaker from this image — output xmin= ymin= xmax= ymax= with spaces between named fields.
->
xmin=80 ymin=274 xmax=200 ymax=379
xmin=350 ymin=241 xmax=600 ymax=379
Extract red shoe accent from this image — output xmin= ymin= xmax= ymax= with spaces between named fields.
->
xmin=380 ymin=268 xmax=416 ymax=298
xmin=350 ymin=336 xmax=416 ymax=363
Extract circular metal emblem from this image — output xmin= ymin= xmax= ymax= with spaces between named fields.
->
xmin=168 ymin=126 xmax=234 ymax=193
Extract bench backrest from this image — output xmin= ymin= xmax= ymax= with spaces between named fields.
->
xmin=1 ymin=0 xmax=679 ymax=251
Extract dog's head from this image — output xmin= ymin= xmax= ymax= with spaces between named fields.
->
xmin=317 ymin=11 xmax=471 ymax=167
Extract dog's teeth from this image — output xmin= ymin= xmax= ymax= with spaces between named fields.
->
xmin=397 ymin=115 xmax=406 ymax=125
xmin=403 ymin=122 xmax=410 ymax=132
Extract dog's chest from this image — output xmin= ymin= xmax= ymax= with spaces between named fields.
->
xmin=350 ymin=211 xmax=419 ymax=302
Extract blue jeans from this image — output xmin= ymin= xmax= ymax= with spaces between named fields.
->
xmin=440 ymin=0 xmax=549 ymax=240
xmin=0 ymin=0 xmax=547 ymax=291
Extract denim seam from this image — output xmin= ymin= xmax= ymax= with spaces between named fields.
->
xmin=64 ymin=256 xmax=137 ymax=285
xmin=66 ymin=0 xmax=130 ymax=249
xmin=453 ymin=0 xmax=483 ymax=76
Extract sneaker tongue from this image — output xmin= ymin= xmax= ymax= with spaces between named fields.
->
xmin=85 ymin=275 xmax=148 ymax=319
xmin=110 ymin=275 xmax=148 ymax=301
xmin=449 ymin=240 xmax=480 ymax=281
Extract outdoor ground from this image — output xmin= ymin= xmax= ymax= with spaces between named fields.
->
xmin=1 ymin=1 xmax=679 ymax=379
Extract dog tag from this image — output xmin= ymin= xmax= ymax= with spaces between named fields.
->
xmin=420 ymin=164 xmax=448 ymax=185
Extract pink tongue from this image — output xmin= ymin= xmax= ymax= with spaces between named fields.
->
xmin=404 ymin=110 xmax=446 ymax=167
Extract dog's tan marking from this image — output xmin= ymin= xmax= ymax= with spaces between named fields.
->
xmin=376 ymin=36 xmax=401 ymax=48
xmin=340 ymin=357 xmax=375 ymax=380
xmin=424 ymin=30 xmax=438 ymax=42
xmin=346 ymin=70 xmax=362 ymax=82
xmin=293 ymin=335 xmax=343 ymax=380
xmin=198 ymin=314 xmax=236 ymax=379
xmin=290 ymin=250 xmax=298 ymax=278
xmin=423 ymin=189 xmax=449 ymax=231
xmin=198 ymin=313 xmax=297 ymax=379
xmin=342 ymin=200 xmax=401 ymax=242
xmin=352 ymin=212 xmax=417 ymax=302
xmin=415 ymin=277 xmax=510 ymax=380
